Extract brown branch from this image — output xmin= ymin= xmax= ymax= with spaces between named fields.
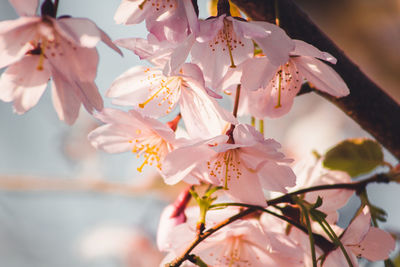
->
xmin=167 ymin=172 xmax=394 ymax=266
xmin=231 ymin=0 xmax=400 ymax=160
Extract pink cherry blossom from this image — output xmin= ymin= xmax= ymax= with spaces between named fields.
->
xmin=191 ymin=14 xmax=294 ymax=89
xmin=106 ymin=63 xmax=232 ymax=139
xmin=88 ymin=108 xmax=179 ymax=173
xmin=0 ymin=4 xmax=121 ymax=124
xmin=162 ymin=124 xmax=295 ymax=206
xmin=323 ymin=206 xmax=395 ymax=266
xmin=115 ymin=32 xmax=195 ymax=75
xmin=290 ymin=156 xmax=353 ymax=223
xmin=160 ymin=207 xmax=304 ymax=266
xmin=240 ymin=40 xmax=349 ymax=118
xmin=114 ymin=0 xmax=198 ymax=43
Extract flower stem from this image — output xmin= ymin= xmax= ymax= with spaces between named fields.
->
xmin=318 ymin=217 xmax=354 ymax=267
xmin=232 ymin=84 xmax=241 ymax=117
xmin=296 ymin=199 xmax=317 ymax=267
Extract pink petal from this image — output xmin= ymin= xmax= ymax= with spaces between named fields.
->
xmin=9 ymin=0 xmax=39 ymax=16
xmin=180 ymin=84 xmax=229 ymax=139
xmin=55 ymin=17 xmax=122 ymax=54
xmin=341 ymin=207 xmax=371 ymax=245
xmin=224 ymin=164 xmax=267 ymax=206
xmin=195 ymin=16 xmax=224 ymax=43
xmin=258 ymin=162 xmax=296 ymax=193
xmin=51 ymin=77 xmax=81 ymax=125
xmin=182 ymin=0 xmax=199 ymax=34
xmin=114 ymin=0 xmax=167 ymax=25
xmin=247 ymin=60 xmax=302 ymax=118
xmin=249 ymin=21 xmax=294 ymax=66
xmin=115 ymin=35 xmax=171 ymax=67
xmin=47 ymin=35 xmax=99 ymax=82
xmin=48 ymin=46 xmax=103 ymax=113
xmin=352 ymin=227 xmax=395 ymax=261
xmin=229 ymin=17 xmax=270 ymax=39
xmin=0 ymin=55 xmax=50 ymax=113
xmin=292 ymin=39 xmax=336 ymax=63
xmin=107 ymin=66 xmax=181 ymax=117
xmin=156 ymin=205 xmax=187 ymax=252
xmin=292 ymin=56 xmax=350 ymax=97
xmin=323 ymin=248 xmax=358 ymax=267
xmin=88 ymin=124 xmax=135 ymax=153
xmin=0 ymin=17 xmax=40 ymax=69
xmin=241 ymin=57 xmax=278 ymax=91
xmin=164 ymin=33 xmax=195 ymax=75
xmin=145 ymin=0 xmax=189 ymax=44
xmin=162 ymin=144 xmax=213 ymax=185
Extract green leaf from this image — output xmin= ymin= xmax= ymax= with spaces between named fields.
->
xmin=323 ymin=138 xmax=384 ymax=177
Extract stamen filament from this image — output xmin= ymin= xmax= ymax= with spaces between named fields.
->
xmin=139 ymin=0 xmax=148 ymax=10
xmin=275 ymin=67 xmax=282 ymax=108
xmin=223 ymin=20 xmax=236 ymax=68
xmin=223 ymin=152 xmax=232 ymax=189
xmin=139 ymin=86 xmax=164 ymax=108
xmin=37 ymin=40 xmax=47 ymax=71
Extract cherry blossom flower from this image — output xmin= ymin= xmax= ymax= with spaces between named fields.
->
xmin=241 ymin=40 xmax=349 ymax=118
xmin=88 ymin=108 xmax=179 ymax=173
xmin=290 ymin=156 xmax=353 ymax=223
xmin=157 ymin=188 xmax=191 ymax=252
xmin=162 ymin=124 xmax=295 ymax=206
xmin=114 ymin=0 xmax=198 ymax=43
xmin=0 ymin=1 xmax=121 ymax=124
xmin=191 ymin=14 xmax=294 ymax=89
xmin=115 ymin=32 xmax=195 ymax=76
xmin=106 ymin=63 xmax=232 ymax=139
xmin=160 ymin=207 xmax=304 ymax=266
xmin=323 ymin=206 xmax=395 ymax=266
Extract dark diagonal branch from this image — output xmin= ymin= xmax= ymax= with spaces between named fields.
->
xmin=231 ymin=0 xmax=400 ymax=160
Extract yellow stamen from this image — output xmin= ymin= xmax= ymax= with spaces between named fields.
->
xmin=138 ymin=77 xmax=178 ymax=109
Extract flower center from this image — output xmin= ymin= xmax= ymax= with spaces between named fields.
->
xmin=207 ymin=149 xmax=242 ymax=189
xmin=138 ymin=74 xmax=182 ymax=114
xmin=272 ymin=61 xmax=301 ymax=109
xmin=129 ymin=132 xmax=170 ymax=172
xmin=208 ymin=19 xmax=245 ymax=68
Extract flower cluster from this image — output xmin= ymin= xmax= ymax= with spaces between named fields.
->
xmin=0 ymin=0 xmax=396 ymax=266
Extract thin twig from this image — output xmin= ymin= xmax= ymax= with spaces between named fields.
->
xmin=267 ymin=173 xmax=390 ymax=206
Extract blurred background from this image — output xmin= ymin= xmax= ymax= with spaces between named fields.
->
xmin=0 ymin=0 xmax=399 ymax=266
